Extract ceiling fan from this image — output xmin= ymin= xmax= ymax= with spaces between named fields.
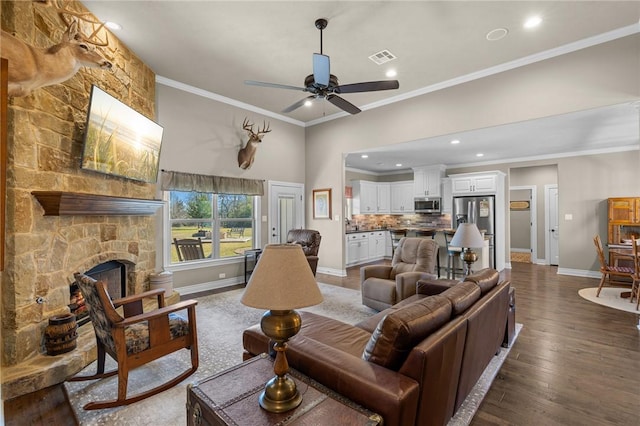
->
xmin=244 ymin=18 xmax=400 ymax=115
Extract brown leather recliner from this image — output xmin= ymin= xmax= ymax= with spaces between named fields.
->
xmin=361 ymin=237 xmax=438 ymax=311
xmin=287 ymin=229 xmax=321 ymax=275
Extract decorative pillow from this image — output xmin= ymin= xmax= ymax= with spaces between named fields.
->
xmin=362 ymin=295 xmax=452 ymax=370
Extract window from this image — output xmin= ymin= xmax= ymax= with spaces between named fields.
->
xmin=167 ymin=191 xmax=257 ymax=263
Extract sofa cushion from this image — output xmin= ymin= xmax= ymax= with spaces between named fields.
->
xmin=440 ymin=281 xmax=481 ymax=315
xmin=464 ymin=268 xmax=499 ymax=295
xmin=362 ymin=295 xmax=452 ymax=370
xmin=416 ymin=278 xmax=460 ymax=295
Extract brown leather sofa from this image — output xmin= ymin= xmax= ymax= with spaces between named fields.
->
xmin=361 ymin=237 xmax=439 ymax=311
xmin=243 ymin=268 xmax=511 ymax=426
xmin=286 ymin=229 xmax=321 ymax=275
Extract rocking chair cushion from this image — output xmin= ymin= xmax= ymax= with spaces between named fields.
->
xmin=124 ymin=313 xmax=190 ymax=355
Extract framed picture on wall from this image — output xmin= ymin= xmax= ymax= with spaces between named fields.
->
xmin=313 ymin=188 xmax=332 ymax=219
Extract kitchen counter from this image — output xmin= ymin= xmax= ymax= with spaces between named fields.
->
xmin=345 ymin=228 xmax=388 ymax=234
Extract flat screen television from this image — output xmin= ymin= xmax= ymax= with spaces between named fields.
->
xmin=81 ymin=85 xmax=163 ymax=183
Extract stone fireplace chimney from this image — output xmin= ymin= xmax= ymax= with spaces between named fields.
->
xmin=1 ymin=0 xmax=161 ymax=399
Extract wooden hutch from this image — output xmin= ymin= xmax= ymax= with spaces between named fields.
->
xmin=607 ymin=197 xmax=640 ymax=266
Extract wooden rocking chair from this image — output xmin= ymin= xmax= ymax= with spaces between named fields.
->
xmin=69 ymin=272 xmax=199 ymax=410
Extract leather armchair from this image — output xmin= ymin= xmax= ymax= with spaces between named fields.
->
xmin=287 ymin=229 xmax=321 ymax=275
xmin=361 ymin=237 xmax=438 ymax=311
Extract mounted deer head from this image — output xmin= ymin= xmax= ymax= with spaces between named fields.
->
xmin=238 ymin=118 xmax=271 ymax=170
xmin=1 ymin=1 xmax=112 ymax=97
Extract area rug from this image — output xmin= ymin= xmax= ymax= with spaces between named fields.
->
xmin=578 ymin=287 xmax=639 ymax=314
xmin=65 ymin=283 xmax=519 ymax=425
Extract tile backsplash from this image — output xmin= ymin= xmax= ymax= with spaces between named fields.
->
xmin=347 ymin=214 xmax=452 ymax=231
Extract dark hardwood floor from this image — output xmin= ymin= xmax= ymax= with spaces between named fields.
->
xmin=5 ymin=262 xmax=639 ymax=425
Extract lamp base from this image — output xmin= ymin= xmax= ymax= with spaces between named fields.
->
xmin=259 ymin=310 xmax=303 ymax=413
xmin=461 ymin=248 xmax=478 ymax=276
xmin=259 ymin=375 xmax=303 ymax=413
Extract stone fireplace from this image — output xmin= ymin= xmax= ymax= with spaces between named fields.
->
xmin=1 ymin=0 xmax=163 ymax=399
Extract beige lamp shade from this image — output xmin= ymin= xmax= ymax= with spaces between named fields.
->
xmin=450 ymin=223 xmax=485 ymax=249
xmin=241 ymin=244 xmax=323 ymax=310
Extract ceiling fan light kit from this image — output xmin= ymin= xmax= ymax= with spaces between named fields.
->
xmin=245 ymin=18 xmax=399 ymax=115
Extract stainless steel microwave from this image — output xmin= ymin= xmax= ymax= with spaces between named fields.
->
xmin=414 ymin=197 xmax=441 ymax=214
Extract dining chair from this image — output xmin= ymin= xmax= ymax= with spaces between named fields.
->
xmin=173 ymin=237 xmax=205 ymax=261
xmin=593 ymin=235 xmax=634 ymax=296
xmin=630 ymin=236 xmax=640 ymax=309
xmin=389 ymin=229 xmax=407 ymax=256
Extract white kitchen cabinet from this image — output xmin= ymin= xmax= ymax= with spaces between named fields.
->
xmin=346 ymin=232 xmax=369 ymax=265
xmin=376 ymin=183 xmax=391 ymax=214
xmin=391 ymin=181 xmax=414 ymax=213
xmin=413 ymin=165 xmax=446 ymax=198
xmin=451 ymin=173 xmax=497 ymax=195
xmin=441 ymin=177 xmax=452 ymax=214
xmin=351 ymin=180 xmax=377 ymax=214
xmin=346 ymin=231 xmax=387 ymax=266
xmin=374 ymin=231 xmax=386 ymax=258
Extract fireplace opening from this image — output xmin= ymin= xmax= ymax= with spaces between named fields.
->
xmin=69 ymin=260 xmax=127 ymax=326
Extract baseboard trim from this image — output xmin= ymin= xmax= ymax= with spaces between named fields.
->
xmin=557 ymin=268 xmax=600 ymax=279
xmin=317 ymin=267 xmax=347 ymax=277
xmin=176 ymin=276 xmax=244 ymax=295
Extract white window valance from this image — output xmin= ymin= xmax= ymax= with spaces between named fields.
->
xmin=160 ymin=170 xmax=264 ymax=196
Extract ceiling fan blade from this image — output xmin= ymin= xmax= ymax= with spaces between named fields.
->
xmin=244 ymin=80 xmax=305 ymax=91
xmin=282 ymin=96 xmax=315 ymax=113
xmin=326 ymin=94 xmax=361 ymax=115
xmin=335 ymin=80 xmax=399 ymax=94
xmin=313 ymin=53 xmax=330 ymax=87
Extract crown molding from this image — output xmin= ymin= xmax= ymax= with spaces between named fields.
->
xmin=156 ymin=76 xmax=305 ymax=127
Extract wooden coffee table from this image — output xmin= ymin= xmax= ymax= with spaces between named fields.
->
xmin=187 ymin=353 xmax=382 ymax=425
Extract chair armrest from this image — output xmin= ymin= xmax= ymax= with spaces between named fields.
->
xmin=360 ymin=265 xmax=393 ymax=281
xmin=113 ymin=288 xmax=166 ymax=308
xmin=115 ymin=300 xmax=198 ymax=327
xmin=113 ymin=288 xmax=166 ymax=318
xmin=396 ymin=272 xmax=437 ymax=300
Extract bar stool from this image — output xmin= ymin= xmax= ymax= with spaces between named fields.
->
xmin=390 ymin=229 xmax=407 ymax=255
xmin=415 ymin=230 xmax=440 ymax=277
xmin=443 ymin=230 xmax=464 ymax=279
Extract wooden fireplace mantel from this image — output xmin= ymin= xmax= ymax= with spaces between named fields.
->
xmin=31 ymin=191 xmax=164 ymax=216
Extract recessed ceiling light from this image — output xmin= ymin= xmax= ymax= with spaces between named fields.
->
xmin=304 ymin=100 xmax=313 ymax=107
xmin=486 ymin=28 xmax=508 ymax=41
xmin=451 ymin=139 xmax=460 ymax=145
xmin=361 ymin=154 xmax=369 ymax=159
xmin=476 ymin=153 xmax=484 ymax=157
xmin=104 ymin=21 xmax=122 ymax=31
xmin=524 ymin=16 xmax=542 ymax=29
xmin=396 ymin=163 xmax=402 ymax=167
xmin=386 ymin=69 xmax=397 ymax=78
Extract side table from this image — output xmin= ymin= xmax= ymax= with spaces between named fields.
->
xmin=187 ymin=353 xmax=382 ymax=426
xmin=244 ymin=248 xmax=262 ymax=284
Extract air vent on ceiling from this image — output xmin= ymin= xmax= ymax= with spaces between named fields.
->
xmin=368 ymin=50 xmax=396 ymax=65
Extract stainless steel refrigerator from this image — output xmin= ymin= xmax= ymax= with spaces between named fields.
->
xmin=452 ymin=195 xmax=495 ymax=269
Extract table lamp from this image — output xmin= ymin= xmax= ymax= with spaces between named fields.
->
xmin=240 ymin=244 xmax=323 ymax=413
xmin=450 ymin=223 xmax=486 ymax=276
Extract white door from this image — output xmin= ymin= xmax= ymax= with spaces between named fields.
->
xmin=547 ymin=185 xmax=559 ymax=265
xmin=268 ymin=181 xmax=304 ymax=244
